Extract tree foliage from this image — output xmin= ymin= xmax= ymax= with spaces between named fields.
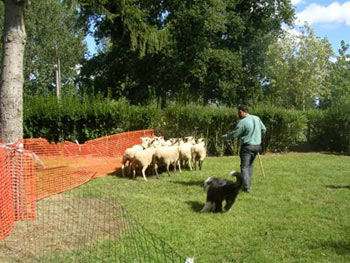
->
xmin=78 ymin=0 xmax=295 ymax=107
xmin=324 ymin=41 xmax=350 ymax=107
xmin=265 ymin=23 xmax=334 ymax=110
xmin=23 ymin=0 xmax=86 ymax=94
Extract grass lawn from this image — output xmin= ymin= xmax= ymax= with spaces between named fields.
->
xmin=74 ymin=153 xmax=350 ymax=263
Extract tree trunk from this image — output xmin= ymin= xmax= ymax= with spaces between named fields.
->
xmin=0 ymin=0 xmax=27 ymax=144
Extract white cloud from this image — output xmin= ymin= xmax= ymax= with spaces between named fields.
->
xmin=291 ymin=0 xmax=304 ymax=5
xmin=282 ymin=26 xmax=301 ymax=37
xmin=295 ymin=2 xmax=350 ymax=26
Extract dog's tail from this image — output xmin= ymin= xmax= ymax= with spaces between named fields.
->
xmin=229 ymin=170 xmax=243 ymax=188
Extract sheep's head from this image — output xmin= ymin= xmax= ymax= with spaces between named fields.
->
xmin=184 ymin=136 xmax=196 ymax=145
xmin=150 ymin=138 xmax=161 ymax=148
xmin=141 ymin=137 xmax=152 ymax=148
xmin=197 ymin=138 xmax=205 ymax=144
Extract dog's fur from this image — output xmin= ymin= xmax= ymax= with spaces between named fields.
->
xmin=200 ymin=171 xmax=243 ymax=213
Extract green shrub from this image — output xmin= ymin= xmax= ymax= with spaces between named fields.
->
xmin=253 ymin=105 xmax=307 ymax=152
xmin=157 ymin=104 xmax=239 ymax=156
xmin=24 ymin=94 xmax=350 ymax=154
xmin=307 ymin=101 xmax=350 ymax=153
xmin=24 ymin=94 xmax=160 ymax=143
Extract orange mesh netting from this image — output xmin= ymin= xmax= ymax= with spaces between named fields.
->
xmin=0 ymin=146 xmax=36 ymax=241
xmin=0 ymin=129 xmax=154 ymax=241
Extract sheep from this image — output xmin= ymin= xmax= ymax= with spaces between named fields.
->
xmin=121 ymin=137 xmax=152 ymax=177
xmin=179 ymin=136 xmax=196 ymax=170
xmin=132 ymin=139 xmax=160 ymax=181
xmin=153 ymin=142 xmax=182 ymax=177
xmin=191 ymin=138 xmax=206 ymax=170
xmin=162 ymin=138 xmax=174 ymax=146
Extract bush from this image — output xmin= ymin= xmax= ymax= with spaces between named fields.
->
xmin=24 ymin=94 xmax=350 ymax=154
xmin=307 ymin=100 xmax=350 ymax=153
xmin=253 ymin=105 xmax=307 ymax=152
xmin=24 ymin=94 xmax=160 ymax=143
xmin=155 ymin=104 xmax=308 ymax=155
xmin=156 ymin=104 xmax=239 ymax=156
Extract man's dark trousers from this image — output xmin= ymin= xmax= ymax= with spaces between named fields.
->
xmin=240 ymin=144 xmax=262 ymax=192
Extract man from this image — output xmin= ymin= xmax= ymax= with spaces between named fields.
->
xmin=221 ymin=105 xmax=266 ymax=193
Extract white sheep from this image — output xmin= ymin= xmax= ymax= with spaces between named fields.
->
xmin=121 ymin=137 xmax=151 ymax=177
xmin=153 ymin=143 xmax=181 ymax=177
xmin=132 ymin=139 xmax=160 ymax=181
xmin=191 ymin=138 xmax=206 ymax=170
xmin=179 ymin=136 xmax=196 ymax=170
xmin=161 ymin=138 xmax=174 ymax=146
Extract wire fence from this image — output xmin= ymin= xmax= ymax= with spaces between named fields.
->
xmin=0 ymin=130 xmax=187 ymax=262
xmin=0 ymin=183 xmax=186 ymax=262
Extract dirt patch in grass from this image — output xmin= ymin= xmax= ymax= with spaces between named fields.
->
xmin=0 ymin=193 xmax=131 ymax=262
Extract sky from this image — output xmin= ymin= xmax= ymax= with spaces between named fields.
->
xmin=85 ymin=1 xmax=350 ymax=56
xmin=292 ymin=0 xmax=350 ymax=54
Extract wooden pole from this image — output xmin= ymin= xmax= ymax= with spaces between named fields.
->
xmin=257 ymin=152 xmax=265 ymax=177
xmin=55 ymin=45 xmax=61 ymax=99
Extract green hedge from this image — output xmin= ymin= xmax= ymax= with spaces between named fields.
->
xmin=157 ymin=104 xmax=307 ymax=155
xmin=24 ymin=94 xmax=161 ymax=143
xmin=23 ymin=94 xmax=350 ymax=154
xmin=307 ymin=101 xmax=350 ymax=152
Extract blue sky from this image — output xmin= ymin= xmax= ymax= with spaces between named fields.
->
xmin=293 ymin=0 xmax=350 ymax=54
xmin=85 ymin=1 xmax=350 ymax=56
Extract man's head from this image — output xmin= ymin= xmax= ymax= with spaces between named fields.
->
xmin=237 ymin=105 xmax=248 ymax=119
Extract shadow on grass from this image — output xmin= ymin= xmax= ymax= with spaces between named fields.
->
xmin=317 ymin=240 xmax=350 ymax=255
xmin=107 ymin=167 xmax=160 ymax=180
xmin=325 ymin=185 xmax=350 ymax=190
xmin=107 ymin=167 xmax=132 ymax=179
xmin=185 ymin=201 xmax=204 ymax=213
xmin=172 ymin=180 xmax=203 ymax=187
xmin=107 ymin=167 xmax=122 ymax=177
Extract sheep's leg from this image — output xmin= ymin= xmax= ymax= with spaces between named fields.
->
xmin=141 ymin=166 xmax=148 ymax=181
xmin=199 ymin=159 xmax=203 ymax=170
xmin=121 ymin=164 xmax=126 ymax=177
xmin=121 ymin=157 xmax=127 ymax=177
xmin=166 ymin=164 xmax=171 ymax=176
xmin=177 ymin=160 xmax=182 ymax=173
xmin=154 ymin=163 xmax=159 ymax=178
xmin=127 ymin=160 xmax=133 ymax=175
xmin=192 ymin=157 xmax=197 ymax=170
xmin=150 ymin=163 xmax=158 ymax=179
xmin=154 ymin=165 xmax=159 ymax=179
xmin=132 ymin=163 xmax=137 ymax=180
xmin=188 ymin=159 xmax=192 ymax=171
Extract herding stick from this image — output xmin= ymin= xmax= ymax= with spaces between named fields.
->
xmin=257 ymin=152 xmax=265 ymax=177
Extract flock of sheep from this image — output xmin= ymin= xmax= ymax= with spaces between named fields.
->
xmin=121 ymin=136 xmax=207 ymax=181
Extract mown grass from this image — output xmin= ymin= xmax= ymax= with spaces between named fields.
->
xmin=73 ymin=153 xmax=350 ymax=262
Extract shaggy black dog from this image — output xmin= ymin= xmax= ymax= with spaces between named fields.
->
xmin=200 ymin=171 xmax=243 ymax=213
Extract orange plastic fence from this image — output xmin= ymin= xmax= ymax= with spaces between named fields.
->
xmin=0 ymin=129 xmax=154 ymax=241
xmin=0 ymin=146 xmax=36 ymax=241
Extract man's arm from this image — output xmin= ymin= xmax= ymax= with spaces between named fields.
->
xmin=222 ymin=122 xmax=244 ymax=140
